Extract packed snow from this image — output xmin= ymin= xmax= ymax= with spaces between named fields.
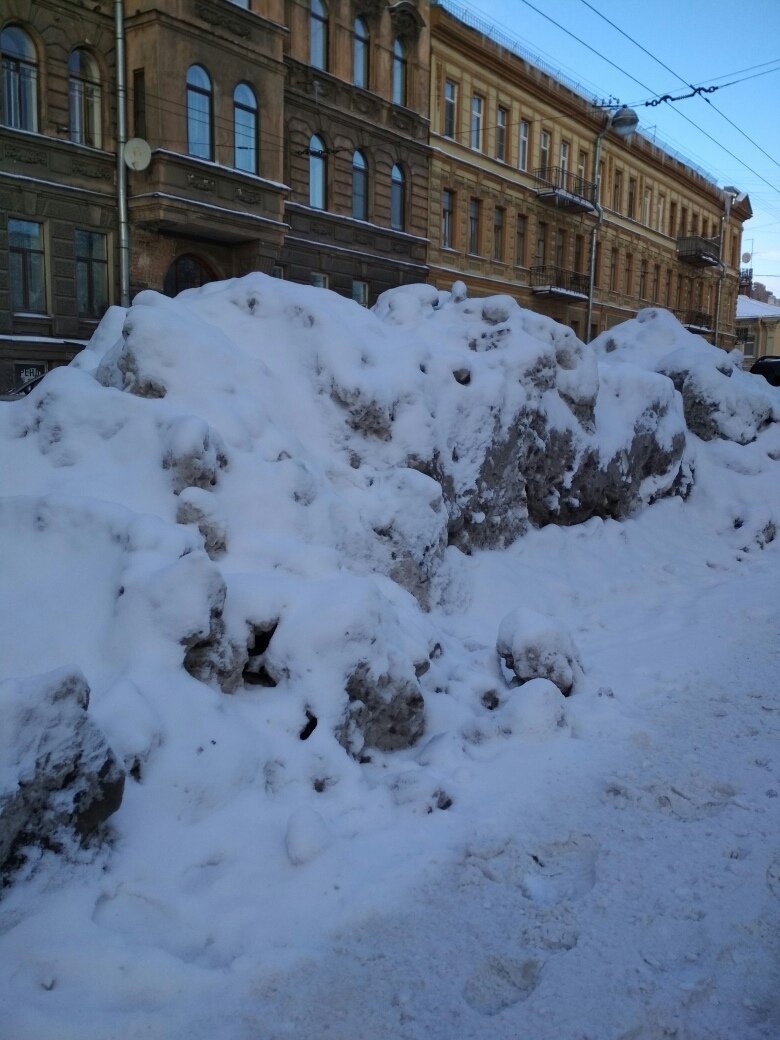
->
xmin=1 ymin=276 xmax=779 ymax=1040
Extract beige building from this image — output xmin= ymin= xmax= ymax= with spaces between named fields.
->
xmin=736 ymin=295 xmax=780 ymax=363
xmin=427 ymin=2 xmax=750 ymax=344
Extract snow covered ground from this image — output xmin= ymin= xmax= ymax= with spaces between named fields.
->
xmin=1 ymin=277 xmax=779 ymax=1039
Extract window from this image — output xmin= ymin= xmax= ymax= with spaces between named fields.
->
xmin=352 ymin=150 xmax=367 ymax=221
xmin=612 ymin=169 xmax=623 ymax=212
xmin=75 ymin=229 xmax=108 ymax=318
xmin=594 ymin=242 xmax=602 ymax=288
xmin=518 ymin=120 xmax=529 ymax=171
xmin=574 ymin=234 xmax=584 ymax=273
xmin=609 ymin=247 xmax=618 ymax=291
xmin=468 ymin=198 xmax=481 ymax=254
xmin=351 ymin=280 xmax=369 ymax=306
xmin=652 ymin=263 xmax=660 ymax=302
xmin=392 ymin=39 xmax=407 ymax=106
xmin=441 ymin=189 xmax=455 ymax=249
xmin=353 ymin=17 xmax=369 ymax=88
xmin=539 ymin=130 xmax=551 ymax=176
xmin=310 ymin=0 xmax=328 ymax=70
xmin=1 ymin=26 xmax=38 ymax=131
xmin=554 ymin=227 xmax=566 ymax=268
xmin=9 ymin=218 xmax=45 ymax=313
xmin=271 ymin=264 xmax=285 ymax=279
xmin=233 ymin=83 xmax=257 ymax=173
xmin=186 ymin=65 xmax=212 ymax=159
xmin=69 ymin=49 xmax=102 ymax=147
xmin=656 ymin=194 xmax=665 ymax=232
xmin=496 ymin=106 xmax=508 ymax=162
xmin=577 ymin=150 xmax=587 ymax=187
xmin=493 ymin=206 xmax=505 ymax=261
xmin=133 ymin=69 xmax=146 ymax=137
xmin=639 ymin=259 xmax=648 ymax=300
xmin=642 ymin=188 xmax=651 ymax=226
xmin=559 ymin=140 xmax=570 ymax=175
xmin=680 ymin=206 xmax=688 ymax=235
xmin=443 ymin=79 xmax=457 ymax=138
xmin=309 ymin=134 xmax=326 ymax=209
xmin=515 ymin=214 xmax=527 ymax=266
xmin=624 ymin=253 xmax=633 ymax=295
xmin=627 ymin=177 xmax=637 ymax=219
xmin=470 ymin=94 xmax=483 ymax=151
xmin=535 ymin=221 xmax=547 ymax=265
xmin=311 ymin=272 xmax=329 ymax=289
xmin=390 ymin=164 xmax=405 ymax=231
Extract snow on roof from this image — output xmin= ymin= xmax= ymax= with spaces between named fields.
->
xmin=736 ymin=294 xmax=780 ymax=320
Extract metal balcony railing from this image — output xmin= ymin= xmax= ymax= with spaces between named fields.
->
xmin=677 ymin=309 xmax=714 ymax=332
xmin=530 ymin=265 xmax=589 ymax=297
xmin=532 ymin=166 xmax=597 ymax=210
xmin=676 ymin=235 xmax=720 ymax=266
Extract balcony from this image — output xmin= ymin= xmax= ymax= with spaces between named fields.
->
xmin=739 ymin=267 xmax=753 ymax=293
xmin=676 ymin=235 xmax=720 ymax=267
xmin=530 ymin=265 xmax=589 ymax=299
xmin=677 ymin=309 xmax=714 ymax=333
xmin=533 ymin=166 xmax=597 ymax=213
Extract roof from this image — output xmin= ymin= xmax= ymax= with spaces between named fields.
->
xmin=736 ymin=295 xmax=780 ymax=321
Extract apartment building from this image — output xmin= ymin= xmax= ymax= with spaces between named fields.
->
xmin=0 ymin=0 xmax=430 ymax=390
xmin=279 ymin=0 xmax=431 ymax=302
xmin=427 ymin=1 xmax=750 ymax=344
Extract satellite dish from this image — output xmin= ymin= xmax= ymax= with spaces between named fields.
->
xmin=123 ymin=138 xmax=151 ymax=171
xmin=741 ymin=252 xmax=752 ymax=263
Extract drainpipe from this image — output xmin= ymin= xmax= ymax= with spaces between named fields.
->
xmin=115 ymin=0 xmax=130 ymax=307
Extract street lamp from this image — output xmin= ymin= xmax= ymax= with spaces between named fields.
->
xmin=585 ymin=105 xmax=639 ymax=343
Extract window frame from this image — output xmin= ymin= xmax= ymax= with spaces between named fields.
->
xmin=8 ymin=217 xmax=47 ymax=314
xmin=515 ymin=213 xmax=527 ymax=267
xmin=539 ymin=129 xmax=551 ymax=176
xmin=443 ymin=78 xmax=457 ymax=138
xmin=186 ymin=64 xmax=213 ymax=160
xmin=310 ymin=0 xmax=328 ymax=71
xmin=468 ymin=197 xmax=481 ymax=255
xmin=518 ymin=119 xmax=529 ymax=171
xmin=352 ymin=149 xmax=368 ymax=221
xmin=496 ymin=106 xmax=508 ymax=162
xmin=233 ymin=82 xmax=258 ymax=174
xmin=68 ymin=49 xmax=102 ymax=148
xmin=74 ymin=228 xmax=109 ymax=319
xmin=390 ymin=163 xmax=406 ymax=231
xmin=353 ymin=17 xmax=369 ymax=88
xmin=392 ymin=38 xmax=407 ymax=106
xmin=470 ymin=93 xmax=484 ymax=151
xmin=493 ymin=205 xmax=505 ymax=262
xmin=1 ymin=25 xmax=38 ymax=132
xmin=441 ymin=188 xmax=455 ymax=249
xmin=308 ymin=133 xmax=327 ymax=210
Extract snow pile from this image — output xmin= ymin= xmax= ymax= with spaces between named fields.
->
xmin=593 ymin=306 xmax=780 ymax=443
xmin=1 ymin=276 xmax=779 ymax=1040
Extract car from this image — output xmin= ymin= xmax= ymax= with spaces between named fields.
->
xmin=0 ymin=370 xmax=47 ymax=402
xmin=749 ymin=356 xmax=780 ymax=388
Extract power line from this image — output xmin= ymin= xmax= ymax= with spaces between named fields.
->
xmin=575 ymin=0 xmax=780 ymax=195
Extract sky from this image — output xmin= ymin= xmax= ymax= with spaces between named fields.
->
xmin=451 ymin=0 xmax=780 ymax=300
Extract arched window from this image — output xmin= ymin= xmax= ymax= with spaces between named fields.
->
xmin=392 ymin=38 xmax=407 ymax=106
xmin=390 ymin=163 xmax=405 ymax=231
xmin=309 ymin=134 xmax=326 ymax=210
xmin=1 ymin=26 xmax=38 ymax=131
xmin=186 ymin=64 xmax=212 ymax=160
xmin=353 ymin=17 xmax=369 ymax=89
xmin=163 ymin=254 xmax=215 ymax=297
xmin=352 ymin=150 xmax=367 ymax=221
xmin=233 ymin=82 xmax=257 ymax=174
xmin=68 ymin=49 xmax=102 ymax=147
xmin=310 ymin=0 xmax=328 ymax=71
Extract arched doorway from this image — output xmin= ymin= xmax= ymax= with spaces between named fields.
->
xmin=163 ymin=254 xmax=215 ymax=297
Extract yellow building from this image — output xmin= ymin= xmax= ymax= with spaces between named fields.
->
xmin=428 ymin=1 xmax=750 ymax=345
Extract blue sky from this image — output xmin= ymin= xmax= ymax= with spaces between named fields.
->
xmin=451 ymin=0 xmax=780 ymax=298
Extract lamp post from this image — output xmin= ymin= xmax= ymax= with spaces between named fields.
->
xmin=585 ymin=105 xmax=639 ymax=343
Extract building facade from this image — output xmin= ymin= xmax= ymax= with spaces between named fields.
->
xmin=427 ymin=1 xmax=750 ymax=345
xmin=736 ymin=295 xmax=780 ymax=364
xmin=1 ymin=0 xmax=751 ymax=393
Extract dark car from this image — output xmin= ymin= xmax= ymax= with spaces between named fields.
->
xmin=750 ymin=356 xmax=780 ymax=388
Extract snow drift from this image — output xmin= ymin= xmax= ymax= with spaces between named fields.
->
xmin=1 ymin=276 xmax=779 ymax=1040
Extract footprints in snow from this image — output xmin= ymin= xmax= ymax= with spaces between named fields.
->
xmin=459 ymin=836 xmax=592 ymax=1015
xmin=603 ymin=774 xmax=738 ymax=821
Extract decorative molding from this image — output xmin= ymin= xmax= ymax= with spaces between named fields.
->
xmin=194 ymin=2 xmax=250 ymax=38
xmin=389 ymin=1 xmax=425 ymax=41
xmin=72 ymin=160 xmax=111 ymax=181
xmin=235 ymin=186 xmax=264 ymax=205
xmin=5 ymin=144 xmax=48 ymax=167
xmin=186 ymin=172 xmax=217 ymax=192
